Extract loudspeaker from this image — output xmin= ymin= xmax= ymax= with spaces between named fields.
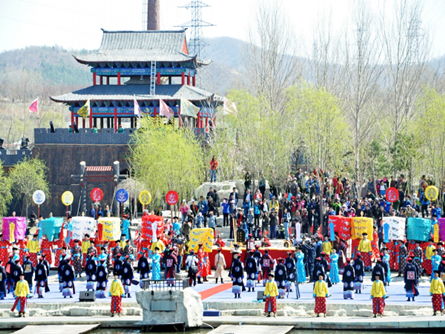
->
xmin=79 ymin=291 xmax=96 ymax=302
xmin=257 ymin=290 xmax=264 ymax=301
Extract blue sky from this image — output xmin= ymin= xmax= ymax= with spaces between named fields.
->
xmin=0 ymin=0 xmax=445 ymax=58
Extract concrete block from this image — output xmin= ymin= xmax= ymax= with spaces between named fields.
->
xmin=355 ymin=309 xmax=374 ymax=317
xmin=399 ymin=308 xmax=432 ymax=316
xmin=136 ymin=287 xmax=203 ymax=328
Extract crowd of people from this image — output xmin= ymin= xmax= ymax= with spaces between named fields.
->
xmin=2 ymin=167 xmax=445 ymax=318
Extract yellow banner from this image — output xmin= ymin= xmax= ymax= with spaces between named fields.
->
xmin=77 ymin=100 xmax=90 ymax=120
xmin=189 ymin=228 xmax=214 ymax=252
xmin=351 ymin=217 xmax=373 ymax=240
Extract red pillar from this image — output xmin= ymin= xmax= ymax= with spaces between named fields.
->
xmin=187 ymin=74 xmax=190 ymax=86
xmin=71 ymin=111 xmax=74 ymax=128
xmin=117 ymin=72 xmax=121 ymax=86
xmin=178 ymin=107 xmax=182 ymax=127
xmin=107 ymin=77 xmax=110 ymax=85
xmin=100 ymin=76 xmax=103 ymax=85
xmin=206 ymin=117 xmax=208 ymax=129
xmin=82 ymin=118 xmax=85 ymax=128
xmin=154 ymin=107 xmax=157 ymax=118
xmin=192 ymin=75 xmax=196 ymax=87
xmin=197 ymin=112 xmax=201 ymax=128
xmin=114 ymin=107 xmax=118 ymax=132
xmin=89 ymin=106 xmax=93 ymax=128
xmin=157 ymin=72 xmax=161 ymax=85
xmin=181 ymin=72 xmax=185 ymax=85
xmin=93 ymin=72 xmax=97 ymax=86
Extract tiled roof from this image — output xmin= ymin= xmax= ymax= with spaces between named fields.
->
xmin=50 ymin=84 xmax=222 ymax=103
xmin=74 ymin=29 xmax=209 ymax=66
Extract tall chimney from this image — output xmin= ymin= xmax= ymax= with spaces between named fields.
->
xmin=147 ymin=0 xmax=161 ymax=30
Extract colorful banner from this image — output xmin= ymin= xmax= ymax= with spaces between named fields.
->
xmin=39 ymin=217 xmax=64 ymax=242
xmin=141 ymin=214 xmax=163 ymax=241
xmin=382 ymin=217 xmax=406 ymax=241
xmin=351 ymin=217 xmax=373 ymax=241
xmin=189 ymin=228 xmax=214 ymax=252
xmin=407 ymin=217 xmax=431 ymax=242
xmin=328 ymin=215 xmax=351 ymax=241
xmin=98 ymin=218 xmax=120 ymax=241
xmin=2 ymin=217 xmax=27 ymax=242
xmin=69 ymin=217 xmax=97 ymax=242
xmin=439 ymin=218 xmax=445 ymax=241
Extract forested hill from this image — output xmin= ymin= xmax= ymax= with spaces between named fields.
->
xmin=0 ymin=45 xmax=91 ymax=86
xmin=0 ymin=37 xmax=246 ymax=94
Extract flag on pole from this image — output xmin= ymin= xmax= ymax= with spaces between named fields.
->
xmin=223 ymin=97 xmax=238 ymax=116
xmin=77 ymin=100 xmax=90 ymax=119
xmin=28 ymin=98 xmax=38 ymax=113
xmin=159 ymin=99 xmax=174 ymax=120
xmin=133 ymin=96 xmax=142 ymax=118
xmin=180 ymin=98 xmax=199 ymax=118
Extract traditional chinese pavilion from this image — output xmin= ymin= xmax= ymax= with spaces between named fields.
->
xmin=51 ymin=29 xmax=222 ymax=132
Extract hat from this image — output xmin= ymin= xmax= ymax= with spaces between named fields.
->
xmin=407 ymin=257 xmax=412 ymax=262
xmin=321 ymin=252 xmax=326 ymax=256
xmin=277 ymin=257 xmax=283 ymax=261
xmin=249 ymin=234 xmax=253 ymax=237
xmin=117 ymin=253 xmax=122 ymax=257
xmin=100 ymin=258 xmax=106 ymax=262
xmin=434 ymin=269 xmax=440 ymax=274
xmin=268 ymin=273 xmax=274 ymax=277
xmin=218 ymin=248 xmax=222 ymax=252
xmin=190 ymin=250 xmax=195 ymax=254
xmin=346 ymin=257 xmax=351 ymax=263
xmin=255 ymin=245 xmax=260 ymax=249
xmin=362 ymin=232 xmax=368 ymax=236
xmin=122 ymin=214 xmax=128 ymax=218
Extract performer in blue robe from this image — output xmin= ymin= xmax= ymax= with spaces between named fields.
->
xmin=85 ymin=253 xmax=97 ymax=291
xmin=329 ymin=250 xmax=340 ymax=285
xmin=149 ymin=248 xmax=162 ymax=280
xmin=296 ymin=249 xmax=306 ymax=283
xmin=404 ymin=257 xmax=419 ymax=301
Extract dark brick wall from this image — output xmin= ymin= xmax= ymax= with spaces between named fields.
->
xmin=32 ymin=143 xmax=130 ymax=217
xmin=0 ymin=149 xmax=32 ymax=167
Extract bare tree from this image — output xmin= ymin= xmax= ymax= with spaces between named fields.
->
xmin=379 ymin=0 xmax=431 ymax=145
xmin=342 ymin=1 xmax=383 ymax=181
xmin=243 ymin=0 xmax=300 ymax=113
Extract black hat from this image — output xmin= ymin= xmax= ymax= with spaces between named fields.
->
xmin=434 ymin=270 xmax=440 ymax=274
xmin=362 ymin=232 xmax=368 ymax=236
xmin=268 ymin=273 xmax=274 ymax=277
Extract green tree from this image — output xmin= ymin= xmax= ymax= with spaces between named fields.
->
xmin=286 ymin=82 xmax=352 ymax=173
xmin=9 ymin=157 xmax=50 ymax=217
xmin=0 ymin=161 xmax=13 ymax=216
xmin=216 ymin=89 xmax=294 ymax=186
xmin=412 ymin=87 xmax=445 ymax=195
xmin=129 ymin=118 xmax=205 ymax=205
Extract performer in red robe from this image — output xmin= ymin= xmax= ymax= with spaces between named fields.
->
xmin=40 ymin=236 xmax=53 ymax=266
xmin=197 ymin=244 xmax=207 ymax=283
xmin=16 ymin=239 xmax=28 ymax=265
xmin=53 ymin=239 xmax=67 ymax=268
xmin=371 ymin=229 xmax=380 ymax=262
xmin=0 ymin=236 xmax=11 ymax=266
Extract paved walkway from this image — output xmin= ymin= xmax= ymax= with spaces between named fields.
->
xmin=0 ymin=270 xmax=435 ymax=307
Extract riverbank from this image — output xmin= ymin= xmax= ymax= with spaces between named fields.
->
xmin=0 ymin=315 xmax=444 ymax=331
